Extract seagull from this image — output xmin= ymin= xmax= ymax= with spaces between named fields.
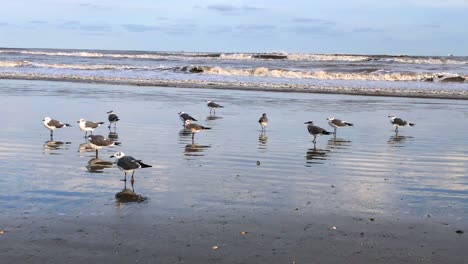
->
xmin=184 ymin=120 xmax=211 ymax=142
xmin=388 ymin=114 xmax=415 ymax=132
xmin=78 ymin=118 xmax=105 ymax=137
xmin=259 ymin=113 xmax=268 ymax=130
xmin=107 ymin=110 xmax=120 ymax=129
xmin=178 ymin=112 xmax=197 ymax=127
xmin=326 ymin=116 xmax=353 ymax=135
xmin=304 ymin=121 xmax=332 ymax=143
xmin=43 ymin=117 xmax=71 ymax=139
xmin=87 ymin=135 xmax=121 ymax=158
xmin=110 ymin=151 xmax=152 ymax=184
xmin=206 ymin=100 xmax=224 ymax=114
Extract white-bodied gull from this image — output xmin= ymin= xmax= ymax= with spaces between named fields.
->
xmin=258 ymin=113 xmax=268 ymax=130
xmin=184 ymin=119 xmax=211 ymax=142
xmin=87 ymin=135 xmax=121 ymax=158
xmin=110 ymin=151 xmax=152 ymax=184
xmin=304 ymin=121 xmax=332 ymax=143
xmin=326 ymin=116 xmax=353 ymax=135
xmin=43 ymin=117 xmax=71 ymax=138
xmin=388 ymin=114 xmax=415 ymax=132
xmin=78 ymin=118 xmax=105 ymax=137
xmin=107 ymin=110 xmax=120 ymax=129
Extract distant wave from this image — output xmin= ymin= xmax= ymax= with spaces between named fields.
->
xmin=1 ymin=60 xmax=466 ymax=83
xmin=1 ymin=48 xmax=467 ymax=65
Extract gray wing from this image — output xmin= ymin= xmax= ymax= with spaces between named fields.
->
xmin=180 ymin=113 xmax=197 ymax=121
xmin=208 ymin=101 xmax=220 ymax=108
xmin=309 ymin=125 xmax=327 ymax=135
xmin=48 ymin=119 xmax=65 ymax=128
xmin=85 ymin=121 xmax=99 ymax=129
xmin=332 ymin=119 xmax=345 ymax=127
xmin=117 ymin=156 xmax=141 ymax=170
xmin=393 ymin=118 xmax=407 ymax=126
xmin=89 ymin=135 xmax=113 ymax=146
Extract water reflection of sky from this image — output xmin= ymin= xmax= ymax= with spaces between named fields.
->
xmin=0 ymin=79 xmax=466 ymax=223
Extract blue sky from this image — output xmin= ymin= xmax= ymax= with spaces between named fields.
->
xmin=1 ymin=0 xmax=467 ymax=55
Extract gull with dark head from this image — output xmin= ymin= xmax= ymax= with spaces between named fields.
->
xmin=110 ymin=151 xmax=152 ymax=184
xmin=43 ymin=117 xmax=71 ymax=139
xmin=78 ymin=118 xmax=105 ymax=137
xmin=326 ymin=116 xmax=353 ymax=135
xmin=388 ymin=114 xmax=415 ymax=132
xmin=258 ymin=113 xmax=268 ymax=130
xmin=304 ymin=121 xmax=332 ymax=143
xmin=107 ymin=110 xmax=120 ymax=129
xmin=178 ymin=112 xmax=197 ymax=127
xmin=87 ymin=135 xmax=121 ymax=158
xmin=206 ymin=100 xmax=224 ymax=114
xmin=184 ymin=119 xmax=211 ymax=142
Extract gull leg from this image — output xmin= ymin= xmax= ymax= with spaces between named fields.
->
xmin=313 ymin=135 xmax=317 ymax=143
xmin=121 ymin=172 xmax=127 ymax=182
xmin=95 ymin=149 xmax=98 ymax=158
xmin=131 ymin=171 xmax=135 ymax=185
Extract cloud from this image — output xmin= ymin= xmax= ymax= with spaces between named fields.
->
xmin=291 ymin=25 xmax=339 ymax=36
xmin=291 ymin=18 xmax=335 ymax=26
xmin=58 ymin=21 xmax=111 ymax=32
xmin=122 ymin=24 xmax=160 ymax=32
xmin=0 ymin=22 xmax=8 ymax=26
xmin=205 ymin=4 xmax=264 ymax=13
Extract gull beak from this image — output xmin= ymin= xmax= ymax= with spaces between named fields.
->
xmin=77 ymin=121 xmax=80 ymax=123
xmin=110 ymin=155 xmax=115 ymax=158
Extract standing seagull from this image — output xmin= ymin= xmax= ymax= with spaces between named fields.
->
xmin=304 ymin=121 xmax=332 ymax=143
xmin=184 ymin=120 xmax=211 ymax=142
xmin=107 ymin=110 xmax=120 ymax=129
xmin=388 ymin=114 xmax=415 ymax=132
xmin=78 ymin=118 xmax=105 ymax=137
xmin=258 ymin=113 xmax=268 ymax=130
xmin=43 ymin=117 xmax=71 ymax=139
xmin=206 ymin=100 xmax=224 ymax=114
xmin=326 ymin=116 xmax=353 ymax=135
xmin=87 ymin=135 xmax=121 ymax=158
xmin=178 ymin=112 xmax=197 ymax=127
xmin=110 ymin=151 xmax=152 ymax=184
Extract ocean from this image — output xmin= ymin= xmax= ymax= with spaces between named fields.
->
xmin=1 ymin=48 xmax=468 ymax=99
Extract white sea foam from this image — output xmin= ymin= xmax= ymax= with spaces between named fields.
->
xmin=2 ymin=49 xmax=466 ymax=65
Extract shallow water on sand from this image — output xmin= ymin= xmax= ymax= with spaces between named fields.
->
xmin=0 ymin=79 xmax=467 ymax=222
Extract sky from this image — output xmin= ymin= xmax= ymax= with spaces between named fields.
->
xmin=0 ymin=0 xmax=467 ymax=55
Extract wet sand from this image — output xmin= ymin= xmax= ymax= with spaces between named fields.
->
xmin=0 ymin=79 xmax=467 ymax=263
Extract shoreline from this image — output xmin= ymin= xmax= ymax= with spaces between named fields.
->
xmin=1 ymin=74 xmax=467 ymax=100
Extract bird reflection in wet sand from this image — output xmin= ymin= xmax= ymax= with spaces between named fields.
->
xmin=108 ymin=131 xmax=119 ymax=141
xmin=115 ymin=180 xmax=147 ymax=203
xmin=86 ymin=157 xmax=113 ymax=173
xmin=206 ymin=115 xmax=223 ymax=121
xmin=258 ymin=131 xmax=268 ymax=149
xmin=327 ymin=137 xmax=352 ymax=149
xmin=184 ymin=144 xmax=211 ymax=156
xmin=43 ymin=141 xmax=71 ymax=153
xmin=388 ymin=132 xmax=413 ymax=146
xmin=306 ymin=143 xmax=329 ymax=165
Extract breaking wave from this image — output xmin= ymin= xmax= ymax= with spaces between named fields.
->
xmin=1 ymin=49 xmax=467 ymax=65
